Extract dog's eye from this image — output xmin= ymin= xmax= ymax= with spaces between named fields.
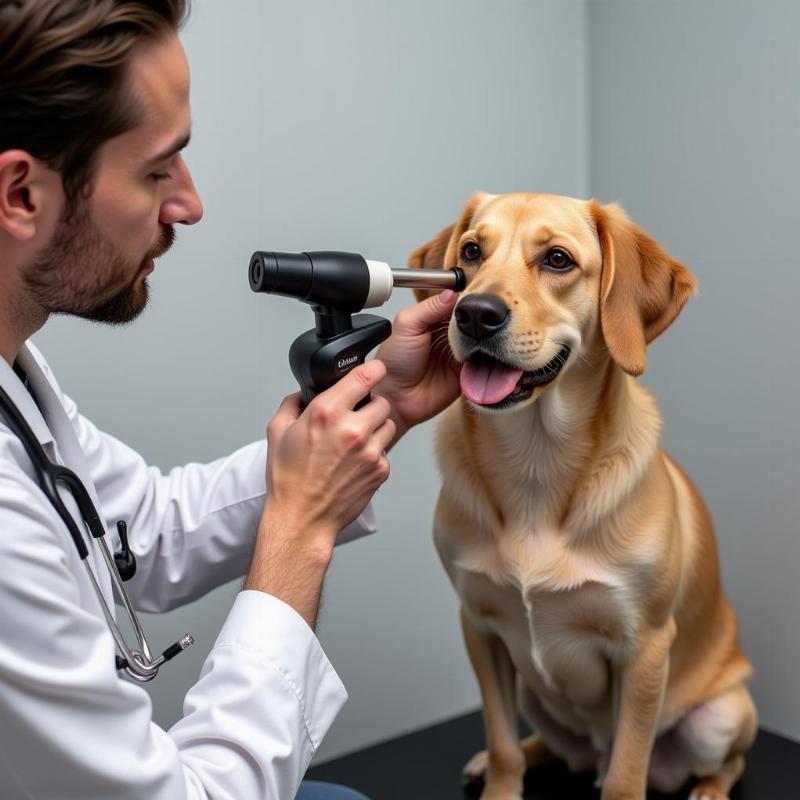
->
xmin=461 ymin=242 xmax=482 ymax=262
xmin=543 ymin=247 xmax=575 ymax=272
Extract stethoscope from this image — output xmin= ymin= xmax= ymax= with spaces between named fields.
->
xmin=0 ymin=382 xmax=193 ymax=682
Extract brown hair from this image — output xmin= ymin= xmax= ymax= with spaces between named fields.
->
xmin=0 ymin=0 xmax=190 ymax=208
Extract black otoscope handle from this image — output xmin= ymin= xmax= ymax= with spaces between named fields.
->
xmin=289 ymin=311 xmax=392 ymax=409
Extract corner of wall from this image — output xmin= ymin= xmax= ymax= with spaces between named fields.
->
xmin=582 ymin=0 xmax=595 ymax=201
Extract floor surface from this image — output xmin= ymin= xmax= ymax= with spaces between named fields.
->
xmin=307 ymin=710 xmax=796 ymax=799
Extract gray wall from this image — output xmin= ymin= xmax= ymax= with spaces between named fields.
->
xmin=34 ymin=0 xmax=589 ymax=761
xmin=589 ymin=0 xmax=800 ymax=740
xmin=37 ymin=0 xmax=796 ymax=765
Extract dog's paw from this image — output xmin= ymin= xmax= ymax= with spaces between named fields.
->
xmin=462 ymin=751 xmax=523 ymax=800
xmin=688 ymin=789 xmax=729 ymax=800
xmin=462 ymin=749 xmax=489 ymax=783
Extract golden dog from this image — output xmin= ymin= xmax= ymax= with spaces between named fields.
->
xmin=410 ymin=193 xmax=756 ymax=800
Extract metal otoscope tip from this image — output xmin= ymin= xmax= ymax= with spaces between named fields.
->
xmin=390 ymin=267 xmax=466 ymax=291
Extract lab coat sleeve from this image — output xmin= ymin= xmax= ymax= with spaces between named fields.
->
xmin=0 ymin=465 xmax=348 ymax=800
xmin=26 ymin=344 xmax=376 ymax=612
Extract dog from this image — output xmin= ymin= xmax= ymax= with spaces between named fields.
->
xmin=409 ymin=193 xmax=757 ymax=800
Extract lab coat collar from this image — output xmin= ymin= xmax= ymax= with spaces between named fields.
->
xmin=1 ymin=342 xmax=115 ymax=607
xmin=0 ymin=343 xmax=54 ymax=447
xmin=12 ymin=342 xmax=109 ymax=526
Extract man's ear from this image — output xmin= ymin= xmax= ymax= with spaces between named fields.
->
xmin=0 ymin=151 xmax=42 ymax=241
xmin=589 ymin=200 xmax=698 ymax=376
xmin=407 ymin=192 xmax=493 ymax=302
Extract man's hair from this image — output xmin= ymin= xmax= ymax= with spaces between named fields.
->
xmin=0 ymin=0 xmax=190 ymax=209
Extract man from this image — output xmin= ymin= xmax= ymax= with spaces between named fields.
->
xmin=0 ymin=2 xmax=461 ymax=798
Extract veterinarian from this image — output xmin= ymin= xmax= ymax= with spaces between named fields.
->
xmin=0 ymin=2 xmax=461 ymax=798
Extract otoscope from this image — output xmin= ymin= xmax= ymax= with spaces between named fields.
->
xmin=249 ymin=251 xmax=466 ymax=407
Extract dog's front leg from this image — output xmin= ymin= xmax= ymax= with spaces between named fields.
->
xmin=461 ymin=606 xmax=525 ymax=800
xmin=601 ymin=619 xmax=676 ymax=800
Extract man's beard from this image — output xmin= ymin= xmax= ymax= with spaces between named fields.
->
xmin=22 ymin=200 xmax=175 ymax=325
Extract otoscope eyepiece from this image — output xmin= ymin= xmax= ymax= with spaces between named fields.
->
xmin=249 ymin=251 xmax=370 ymax=312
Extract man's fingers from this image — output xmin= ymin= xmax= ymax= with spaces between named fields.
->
xmin=394 ymin=289 xmax=459 ymax=336
xmin=321 ymin=359 xmax=387 ymax=411
xmin=371 ymin=418 xmax=396 ymax=453
xmin=354 ymin=392 xmax=392 ymax=431
xmin=267 ymin=392 xmax=303 ymax=443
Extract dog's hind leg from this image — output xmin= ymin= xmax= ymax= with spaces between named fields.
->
xmin=460 ymin=606 xmax=526 ymax=799
xmin=520 ymin=733 xmax=554 ymax=768
xmin=688 ymin=755 xmax=744 ymax=800
xmin=681 ymin=683 xmax=758 ymax=800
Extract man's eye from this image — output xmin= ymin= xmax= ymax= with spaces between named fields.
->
xmin=461 ymin=241 xmax=482 ymax=262
xmin=151 ymin=171 xmax=172 ymax=182
xmin=542 ymin=247 xmax=575 ymax=272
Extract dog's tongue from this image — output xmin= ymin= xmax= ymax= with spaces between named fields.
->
xmin=460 ymin=358 xmax=524 ymax=405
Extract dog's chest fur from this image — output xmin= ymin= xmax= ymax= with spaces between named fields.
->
xmin=452 ymin=532 xmax=636 ymax=742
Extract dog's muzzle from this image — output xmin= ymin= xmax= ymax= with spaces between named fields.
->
xmin=459 ymin=346 xmax=571 ymax=409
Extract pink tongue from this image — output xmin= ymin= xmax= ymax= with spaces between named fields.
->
xmin=460 ymin=359 xmax=524 ymax=405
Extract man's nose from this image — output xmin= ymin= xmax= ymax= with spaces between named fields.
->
xmin=455 ymin=293 xmax=510 ymax=340
xmin=159 ymin=155 xmax=203 ymax=226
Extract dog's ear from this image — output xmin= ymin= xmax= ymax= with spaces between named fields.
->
xmin=589 ymin=200 xmax=698 ymax=376
xmin=408 ymin=192 xmax=492 ymax=301
xmin=407 ymin=223 xmax=454 ymax=302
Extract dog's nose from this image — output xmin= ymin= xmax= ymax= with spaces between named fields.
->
xmin=455 ymin=294 xmax=510 ymax=340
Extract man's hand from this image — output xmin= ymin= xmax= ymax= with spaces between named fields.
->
xmin=373 ymin=290 xmax=461 ymax=447
xmin=246 ymin=360 xmax=395 ymax=627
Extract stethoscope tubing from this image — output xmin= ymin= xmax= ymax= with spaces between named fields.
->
xmin=0 ymin=383 xmax=190 ymax=682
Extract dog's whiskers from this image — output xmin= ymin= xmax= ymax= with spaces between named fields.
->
xmin=431 ymin=330 xmax=455 ymax=362
xmin=546 ymin=337 xmax=593 ymax=368
xmin=432 ymin=331 xmax=449 ymax=349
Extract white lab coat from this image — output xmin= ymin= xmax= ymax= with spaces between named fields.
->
xmin=0 ymin=342 xmax=375 ymax=800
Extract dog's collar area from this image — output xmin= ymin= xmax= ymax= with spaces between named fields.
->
xmin=463 ymin=345 xmax=571 ymax=409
